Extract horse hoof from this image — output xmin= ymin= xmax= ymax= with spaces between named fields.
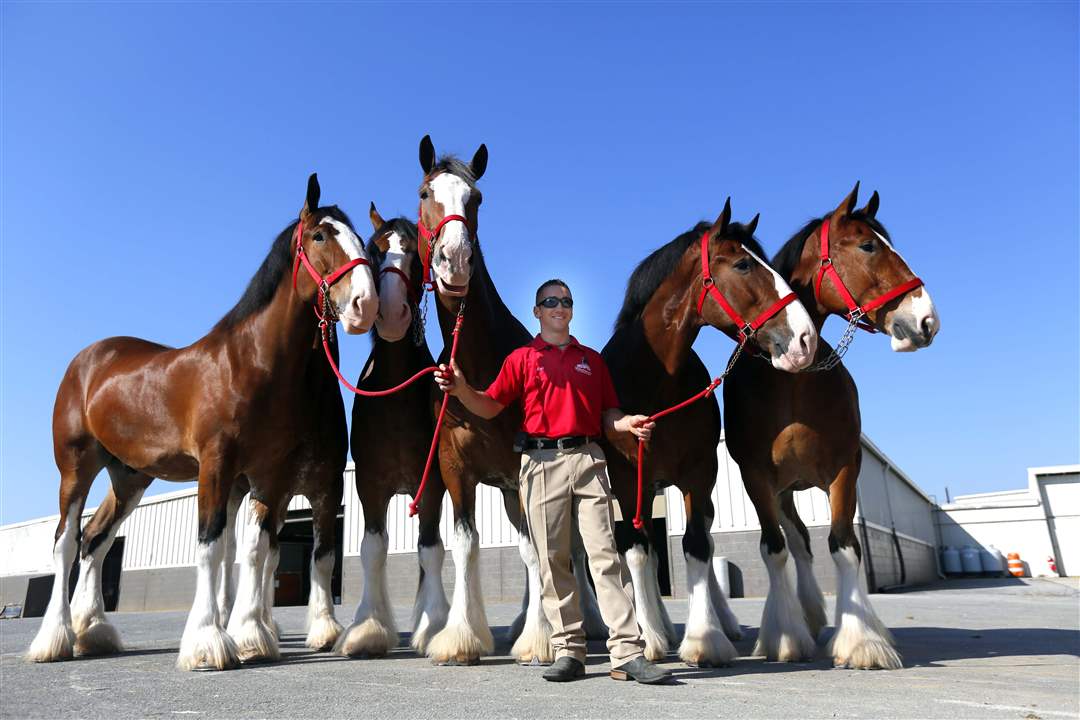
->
xmin=434 ymin=655 xmax=480 ymax=667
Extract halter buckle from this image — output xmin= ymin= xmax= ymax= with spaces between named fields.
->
xmin=739 ymin=323 xmax=755 ymax=341
xmin=702 ymin=277 xmax=714 ymax=288
xmin=820 ymin=257 xmax=833 ymax=267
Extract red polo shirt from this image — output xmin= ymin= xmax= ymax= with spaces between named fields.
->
xmin=484 ymin=335 xmax=621 ymax=437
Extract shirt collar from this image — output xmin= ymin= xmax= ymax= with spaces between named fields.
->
xmin=530 ymin=334 xmax=582 ymax=351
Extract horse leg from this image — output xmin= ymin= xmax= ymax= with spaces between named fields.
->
xmin=224 ymin=494 xmax=280 ymax=663
xmin=410 ymin=484 xmax=449 ymax=654
xmin=305 ymin=482 xmax=344 ymax=651
xmin=678 ymin=490 xmax=737 ymax=667
xmin=177 ymin=456 xmax=240 ymax=671
xmin=827 ymin=463 xmax=902 ymax=669
xmin=571 ymin=513 xmax=608 ymax=641
xmin=505 ymin=488 xmax=554 ymax=665
xmin=779 ymin=490 xmax=827 ymax=640
xmin=216 ymin=480 xmax=248 ymax=628
xmin=426 ymin=478 xmax=494 ymax=665
xmin=70 ymin=463 xmax=150 ymax=655
xmin=259 ymin=512 xmax=284 ymax=641
xmin=612 ymin=479 xmax=674 ymax=660
xmin=746 ymin=473 xmax=816 ymax=662
xmin=26 ymin=441 xmax=105 ymax=663
xmin=336 ymin=492 xmax=398 ymax=657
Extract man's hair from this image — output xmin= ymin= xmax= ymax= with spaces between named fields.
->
xmin=535 ymin=278 xmax=571 ymax=306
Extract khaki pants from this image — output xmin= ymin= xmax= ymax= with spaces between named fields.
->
xmin=519 ymin=442 xmax=645 ymax=664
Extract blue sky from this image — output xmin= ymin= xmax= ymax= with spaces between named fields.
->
xmin=2 ymin=2 xmax=1077 ymax=524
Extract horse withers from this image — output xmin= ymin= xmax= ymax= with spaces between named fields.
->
xmin=723 ymin=183 xmax=939 ymax=669
xmin=601 ymin=200 xmax=816 ymax=667
xmin=26 ymin=174 xmax=377 ymax=670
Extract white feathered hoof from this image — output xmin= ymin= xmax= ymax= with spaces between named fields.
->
xmin=74 ymin=619 xmax=123 ymax=656
xmin=334 ymin=618 xmax=398 ymax=658
xmin=753 ymin=626 xmax=818 ymax=663
xmin=228 ymin=621 xmax=280 ymax=664
xmin=26 ymin=620 xmax=76 ymax=663
xmin=506 ymin=610 xmax=526 ymax=645
xmin=426 ymin=621 xmax=494 ymax=666
xmin=176 ymin=626 xmax=240 ymax=671
xmin=829 ymin=626 xmax=902 ymax=670
xmin=510 ymin=621 xmax=554 ymax=665
xmin=410 ymin=615 xmax=446 ymax=655
xmin=306 ymin=615 xmax=344 ymax=651
xmin=679 ymin=629 xmax=738 ymax=668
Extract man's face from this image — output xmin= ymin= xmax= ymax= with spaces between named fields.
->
xmin=533 ymin=284 xmax=573 ymax=334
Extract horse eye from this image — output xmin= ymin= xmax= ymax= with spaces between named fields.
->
xmin=858 ymin=242 xmax=875 ymax=253
xmin=314 ymin=232 xmax=324 ymax=243
xmin=734 ymin=259 xmax=752 ymax=273
xmin=420 ymin=190 xmax=429 ymax=200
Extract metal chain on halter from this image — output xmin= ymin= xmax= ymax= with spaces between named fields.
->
xmin=413 ymin=291 xmax=429 ymax=347
xmin=803 ymin=311 xmax=862 ymax=372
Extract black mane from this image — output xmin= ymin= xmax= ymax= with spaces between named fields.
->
xmin=772 ymin=212 xmax=891 ymax=282
xmin=613 ymin=221 xmax=769 ymax=332
xmin=214 ymin=206 xmax=356 ymax=331
xmin=428 ymin=154 xmax=478 ymax=190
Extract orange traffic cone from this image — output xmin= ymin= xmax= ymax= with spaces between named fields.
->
xmin=1007 ymin=552 xmax=1025 ymax=577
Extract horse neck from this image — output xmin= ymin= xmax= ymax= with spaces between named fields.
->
xmin=222 ymin=277 xmax=319 ymax=381
xmin=787 ymin=229 xmax=832 ymax=332
xmin=637 ymin=254 xmax=704 ymax=375
xmin=435 ymin=255 xmax=527 ymax=386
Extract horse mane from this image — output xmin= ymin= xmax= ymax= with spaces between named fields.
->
xmin=214 ymin=206 xmax=356 ymax=331
xmin=429 ymin=154 xmax=478 ymax=190
xmin=366 ymin=217 xmax=425 ymax=344
xmin=613 ymin=220 xmax=770 ymax=332
xmin=772 ymin=212 xmax=892 ymax=282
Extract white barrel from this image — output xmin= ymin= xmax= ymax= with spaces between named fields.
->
xmin=981 ymin=546 xmax=1005 ymax=575
xmin=960 ymin=546 xmax=982 ymax=574
xmin=941 ymin=546 xmax=962 ymax=575
xmin=712 ymin=556 xmax=731 ymax=597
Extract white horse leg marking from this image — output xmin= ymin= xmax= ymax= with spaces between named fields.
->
xmin=335 ymin=529 xmax=398 ymax=657
xmin=410 ymin=541 xmax=449 ymax=653
xmin=426 ymin=521 xmax=493 ymax=663
xmin=177 ymin=533 xmax=239 ymax=670
xmin=702 ymin=532 xmax=743 ymax=641
xmin=70 ymin=488 xmax=145 ymax=655
xmin=510 ymin=533 xmax=554 ymax=664
xmin=829 ymin=545 xmax=901 ymax=669
xmin=216 ymin=490 xmax=243 ymax=627
xmin=224 ymin=502 xmax=279 ymax=663
xmin=754 ymin=542 xmax=817 ymax=662
xmin=26 ymin=502 xmax=81 ymax=662
xmin=624 ymin=543 xmax=673 ymax=660
xmin=679 ymin=555 xmax=738 ymax=666
xmin=779 ymin=514 xmax=827 ymax=640
xmin=305 ymin=524 xmax=343 ymax=651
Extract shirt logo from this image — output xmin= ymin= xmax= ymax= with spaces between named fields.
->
xmin=574 ymin=359 xmax=592 ymax=376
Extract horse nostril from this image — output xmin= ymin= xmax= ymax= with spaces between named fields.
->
xmin=921 ymin=316 xmax=935 ymax=338
xmin=799 ymin=331 xmax=812 ymax=357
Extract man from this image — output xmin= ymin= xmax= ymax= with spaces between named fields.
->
xmin=435 ymin=279 xmax=672 ymax=685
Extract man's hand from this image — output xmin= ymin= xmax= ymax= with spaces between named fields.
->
xmin=434 ymin=359 xmax=465 ymax=397
xmin=618 ymin=414 xmax=655 ymax=442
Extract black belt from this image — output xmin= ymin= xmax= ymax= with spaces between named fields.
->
xmin=523 ymin=435 xmax=596 ymax=451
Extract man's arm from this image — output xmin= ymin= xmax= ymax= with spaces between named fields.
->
xmin=602 ymin=408 xmax=655 ymax=442
xmin=434 ymin=359 xmax=506 ymax=420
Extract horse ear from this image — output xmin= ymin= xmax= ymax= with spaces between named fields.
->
xmin=471 ymin=143 xmax=488 ymax=180
xmin=832 ymin=181 xmax=859 ymax=222
xmin=710 ymin=197 xmax=733 ymax=236
xmin=302 ymin=173 xmax=320 ymax=219
xmin=745 ymin=213 xmax=760 ymax=237
xmin=369 ymin=201 xmax=385 ymax=232
xmin=419 ymin=135 xmax=436 ymax=174
xmin=861 ymin=190 xmax=880 ymax=219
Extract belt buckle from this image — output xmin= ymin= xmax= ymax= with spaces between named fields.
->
xmin=555 ymin=437 xmax=569 ymax=451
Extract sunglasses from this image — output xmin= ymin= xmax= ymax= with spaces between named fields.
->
xmin=537 ymin=296 xmax=574 ymax=309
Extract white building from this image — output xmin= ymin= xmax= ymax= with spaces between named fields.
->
xmin=2 ymin=434 xmax=947 ymax=615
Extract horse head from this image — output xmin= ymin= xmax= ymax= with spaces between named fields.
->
xmin=699 ymin=199 xmax=817 ymax=372
xmin=417 ymin=134 xmax=487 ymax=298
xmin=367 ymin=202 xmax=421 ymax=343
xmin=295 ymin=173 xmax=379 ymax=334
xmin=818 ymin=183 xmax=939 ymax=351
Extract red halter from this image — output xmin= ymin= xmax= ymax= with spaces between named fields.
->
xmin=291 ymin=219 xmax=370 ymax=323
xmin=813 ymin=219 xmax=924 ymax=333
xmin=417 ymin=210 xmax=469 ymax=291
xmin=379 ymin=266 xmax=419 ymax=306
xmin=696 ymin=230 xmax=798 ymax=342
